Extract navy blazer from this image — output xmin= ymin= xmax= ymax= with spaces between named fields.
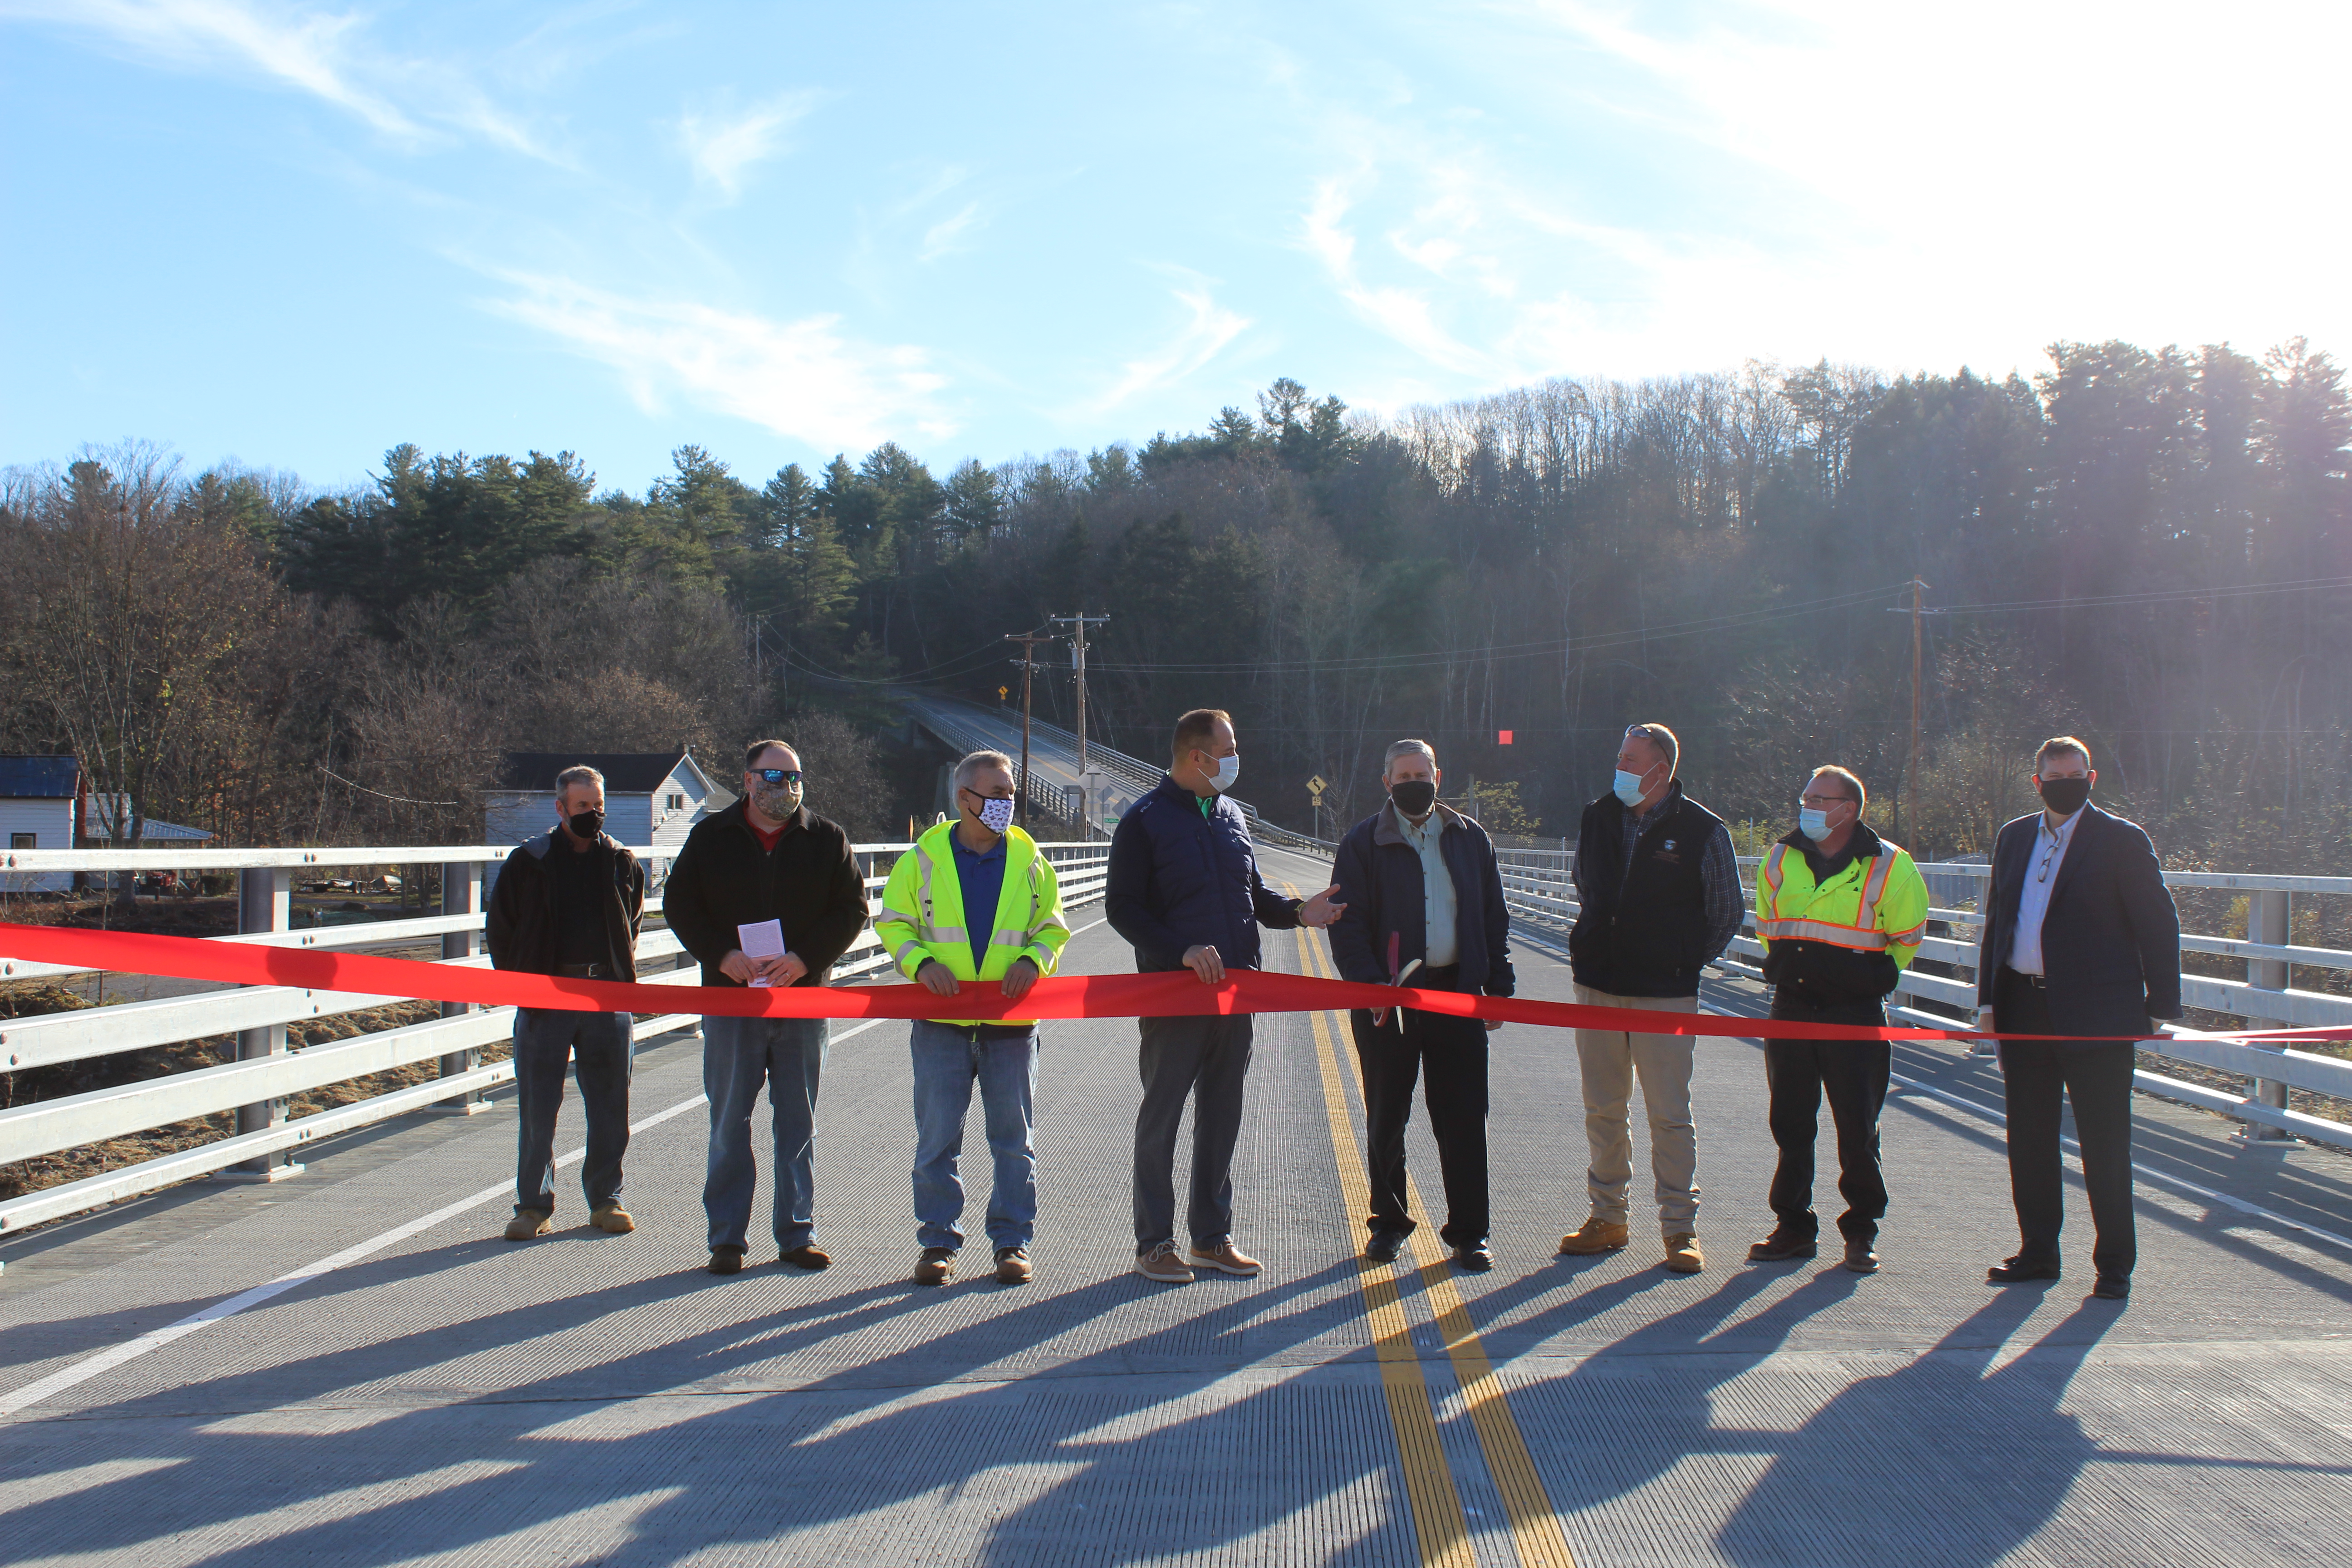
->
xmin=1328 ymin=802 xmax=1515 ymax=995
xmin=1974 ymin=803 xmax=2183 ymax=1038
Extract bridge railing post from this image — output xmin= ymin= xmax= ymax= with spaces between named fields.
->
xmin=436 ymin=860 xmax=490 ymax=1114
xmin=220 ymin=864 xmax=303 ymax=1183
xmin=2240 ymin=888 xmax=2295 ymax=1145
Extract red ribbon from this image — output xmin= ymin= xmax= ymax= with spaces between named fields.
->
xmin=2 ymin=921 xmax=2342 ymax=1045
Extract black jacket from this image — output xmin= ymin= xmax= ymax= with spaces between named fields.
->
xmin=1975 ymin=803 xmax=2182 ymax=1037
xmin=1107 ymin=774 xmax=1300 ymax=973
xmin=1761 ymin=821 xmax=1900 ymax=1020
xmin=486 ymin=831 xmax=646 ymax=982
xmin=1329 ymin=802 xmax=1515 ymax=995
xmin=662 ymin=799 xmax=869 ymax=987
xmin=1567 ymin=782 xmax=1725 ymax=998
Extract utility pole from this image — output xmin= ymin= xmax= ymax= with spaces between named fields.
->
xmin=1052 ymin=610 xmax=1111 ymax=834
xmin=1003 ymin=629 xmax=1054 ymax=828
xmin=1885 ymin=578 xmax=1933 ymax=842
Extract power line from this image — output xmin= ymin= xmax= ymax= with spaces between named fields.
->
xmin=316 ymin=765 xmax=460 ymax=807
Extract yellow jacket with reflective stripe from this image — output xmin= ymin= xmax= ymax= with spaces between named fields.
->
xmin=1754 ymin=831 xmax=1930 ymax=970
xmin=873 ymin=822 xmax=1071 ymax=1026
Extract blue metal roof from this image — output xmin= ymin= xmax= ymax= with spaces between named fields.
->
xmin=0 ymin=755 xmax=78 ymax=799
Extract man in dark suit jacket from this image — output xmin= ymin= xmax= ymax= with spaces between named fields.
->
xmin=1975 ymin=735 xmax=2181 ymax=1300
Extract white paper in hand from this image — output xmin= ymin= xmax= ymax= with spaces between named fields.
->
xmin=737 ymin=919 xmax=787 ymax=987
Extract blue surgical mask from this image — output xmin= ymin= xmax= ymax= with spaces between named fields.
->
xmin=1799 ymin=808 xmax=1833 ymax=842
xmin=1612 ymin=768 xmax=1648 ymax=807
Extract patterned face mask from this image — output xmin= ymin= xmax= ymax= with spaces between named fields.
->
xmin=970 ymin=792 xmax=1016 ymax=833
xmin=755 ymin=781 xmax=802 ymax=819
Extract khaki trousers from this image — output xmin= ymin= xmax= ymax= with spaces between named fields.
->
xmin=1573 ymin=986 xmax=1700 ymax=1233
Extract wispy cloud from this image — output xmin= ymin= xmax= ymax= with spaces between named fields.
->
xmin=675 ymin=92 xmax=821 ymax=201
xmin=479 ymin=270 xmax=950 ymax=451
xmin=1302 ymin=177 xmax=1505 ymax=379
xmin=0 ymin=0 xmax=561 ymax=157
xmin=918 ymin=202 xmax=984 ymax=263
xmin=1082 ymin=281 xmax=1251 ymax=414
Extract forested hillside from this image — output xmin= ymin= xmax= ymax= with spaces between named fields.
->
xmin=4 ymin=338 xmax=2346 ymax=871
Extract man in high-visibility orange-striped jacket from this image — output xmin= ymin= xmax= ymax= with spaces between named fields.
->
xmin=1747 ymin=765 xmax=1929 ymax=1275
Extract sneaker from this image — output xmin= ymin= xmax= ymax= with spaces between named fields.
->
xmin=994 ymin=1247 xmax=1034 ymax=1285
xmin=1188 ymin=1239 xmax=1263 ymax=1277
xmin=914 ymin=1246 xmax=956 ymax=1287
xmin=504 ymin=1210 xmax=551 ymax=1241
xmin=1663 ymin=1233 xmax=1705 ymax=1273
xmin=1558 ymin=1218 xmax=1630 ymax=1255
xmin=1746 ymin=1228 xmax=1818 ymax=1263
xmin=707 ymin=1246 xmax=745 ymax=1275
xmin=1134 ymin=1241 xmax=1194 ymax=1284
xmin=589 ymin=1204 xmax=635 ymax=1235
xmin=780 ymin=1245 xmax=832 ymax=1271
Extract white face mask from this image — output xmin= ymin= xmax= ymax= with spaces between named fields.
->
xmin=1201 ymin=751 xmax=1240 ymax=793
xmin=1612 ymin=768 xmax=1649 ymax=807
xmin=974 ymin=794 xmax=1015 ymax=834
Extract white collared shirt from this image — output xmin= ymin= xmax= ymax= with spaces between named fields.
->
xmin=2007 ymin=806 xmax=2086 ymax=975
xmin=1396 ymin=807 xmax=1459 ymax=969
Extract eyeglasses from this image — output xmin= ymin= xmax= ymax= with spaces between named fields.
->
xmin=960 ymin=788 xmax=1016 ymax=803
xmin=1798 ymin=794 xmax=1850 ymax=810
xmin=752 ymin=769 xmax=803 ymax=785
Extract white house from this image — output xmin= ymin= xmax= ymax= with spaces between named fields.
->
xmin=0 ymin=756 xmax=81 ymax=893
xmin=484 ymin=751 xmax=734 ymax=852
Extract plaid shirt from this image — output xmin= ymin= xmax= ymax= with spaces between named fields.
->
xmin=1579 ymin=798 xmax=1744 ymax=964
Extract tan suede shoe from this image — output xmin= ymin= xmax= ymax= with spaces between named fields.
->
xmin=1664 ymin=1233 xmax=1705 ymax=1273
xmin=1558 ymin=1218 xmax=1631 ymax=1254
xmin=1188 ymin=1239 xmax=1262 ymax=1277
xmin=589 ymin=1204 xmax=635 ymax=1235
xmin=503 ymin=1210 xmax=551 ymax=1241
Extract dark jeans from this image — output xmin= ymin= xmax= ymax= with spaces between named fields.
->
xmin=511 ymin=1007 xmax=634 ymax=1216
xmin=1998 ymin=970 xmax=2137 ymax=1277
xmin=1349 ymin=984 xmax=1490 ymax=1247
xmin=702 ymin=1014 xmax=828 ymax=1253
xmin=1132 ymin=1012 xmax=1253 ymax=1251
xmin=1763 ymin=1020 xmax=1891 ymax=1245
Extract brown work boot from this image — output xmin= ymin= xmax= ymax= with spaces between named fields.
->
xmin=1188 ymin=1238 xmax=1262 ymax=1277
xmin=707 ymin=1246 xmax=745 ymax=1275
xmin=589 ymin=1204 xmax=635 ymax=1235
xmin=994 ymin=1246 xmax=1034 ymax=1285
xmin=1134 ymin=1240 xmax=1194 ymax=1284
xmin=1664 ymin=1233 xmax=1705 ymax=1273
xmin=780 ymin=1245 xmax=832 ymax=1271
xmin=504 ymin=1210 xmax=551 ymax=1241
xmin=1558 ymin=1217 xmax=1630 ymax=1255
xmin=913 ymin=1246 xmax=956 ymax=1286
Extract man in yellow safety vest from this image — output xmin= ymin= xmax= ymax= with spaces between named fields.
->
xmin=1747 ymin=765 xmax=1929 ymax=1275
xmin=875 ymin=749 xmax=1072 ymax=1288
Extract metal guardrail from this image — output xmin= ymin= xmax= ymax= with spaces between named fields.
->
xmin=1491 ymin=848 xmax=2352 ymax=1152
xmin=0 ymin=839 xmax=1111 ymax=1236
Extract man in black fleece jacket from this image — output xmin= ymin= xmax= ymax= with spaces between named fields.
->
xmin=662 ymin=739 xmax=868 ymax=1274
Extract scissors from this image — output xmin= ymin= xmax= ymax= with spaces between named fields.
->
xmin=1371 ymin=931 xmax=1423 ymax=1029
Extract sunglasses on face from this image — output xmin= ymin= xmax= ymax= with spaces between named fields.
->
xmin=752 ymin=769 xmax=803 ymax=785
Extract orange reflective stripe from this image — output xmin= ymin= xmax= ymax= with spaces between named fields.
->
xmin=1762 ymin=844 xmax=1787 ymax=899
xmin=1756 ymin=916 xmax=1893 ymax=950
xmin=1855 ymin=853 xmax=1895 ymax=930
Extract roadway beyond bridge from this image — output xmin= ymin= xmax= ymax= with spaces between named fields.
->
xmin=4 ymin=844 xmax=2351 ymax=1566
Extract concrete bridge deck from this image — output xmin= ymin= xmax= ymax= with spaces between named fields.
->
xmin=4 ymin=846 xmax=2350 ymax=1566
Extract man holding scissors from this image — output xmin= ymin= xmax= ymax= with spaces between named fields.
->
xmin=1329 ymin=740 xmax=1516 ymax=1271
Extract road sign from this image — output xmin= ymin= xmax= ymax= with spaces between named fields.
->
xmin=998 ymin=685 xmax=1009 ymax=701
xmin=1306 ymin=775 xmax=1327 ymax=796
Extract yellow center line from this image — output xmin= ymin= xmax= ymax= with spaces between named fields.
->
xmin=1291 ymin=914 xmax=1579 ymax=1568
xmin=1290 ymin=924 xmax=1475 ymax=1568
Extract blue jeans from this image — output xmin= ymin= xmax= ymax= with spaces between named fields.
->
xmin=701 ymin=1014 xmax=828 ymax=1253
xmin=910 ymin=1020 xmax=1039 ymax=1251
xmin=512 ymin=1008 xmax=633 ymax=1216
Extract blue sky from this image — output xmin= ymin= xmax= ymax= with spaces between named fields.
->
xmin=3 ymin=1 xmax=2342 ymax=494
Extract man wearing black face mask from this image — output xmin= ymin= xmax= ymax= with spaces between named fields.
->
xmin=1329 ymin=740 xmax=1515 ymax=1270
xmin=486 ymin=764 xmax=647 ymax=1241
xmin=1976 ymin=735 xmax=2181 ymax=1301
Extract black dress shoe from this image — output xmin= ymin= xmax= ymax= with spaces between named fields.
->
xmin=2091 ymin=1274 xmax=2131 ymax=1300
xmin=1987 ymin=1255 xmax=2062 ymax=1284
xmin=1842 ymin=1241 xmax=1880 ymax=1274
xmin=1364 ymin=1230 xmax=1406 ymax=1264
xmin=1746 ymin=1229 xmax=1819 ymax=1263
xmin=1452 ymin=1242 xmax=1494 ymax=1273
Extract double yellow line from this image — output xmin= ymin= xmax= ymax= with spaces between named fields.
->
xmin=1290 ymin=921 xmax=1577 ymax=1568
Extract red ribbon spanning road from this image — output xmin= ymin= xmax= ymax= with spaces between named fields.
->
xmin=4 ymin=921 xmax=2345 ymax=1046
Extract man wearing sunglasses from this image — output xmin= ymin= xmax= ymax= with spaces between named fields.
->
xmin=875 ymin=750 xmax=1071 ymax=1287
xmin=1975 ymin=736 xmax=2180 ymax=1301
xmin=1748 ymin=766 xmax=1928 ymax=1274
xmin=664 ymin=739 xmax=870 ymax=1275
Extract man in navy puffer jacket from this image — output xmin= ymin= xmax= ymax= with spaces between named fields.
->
xmin=1107 ymin=708 xmax=1345 ymax=1284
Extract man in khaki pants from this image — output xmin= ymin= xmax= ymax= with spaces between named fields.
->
xmin=1560 ymin=723 xmax=1743 ymax=1272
